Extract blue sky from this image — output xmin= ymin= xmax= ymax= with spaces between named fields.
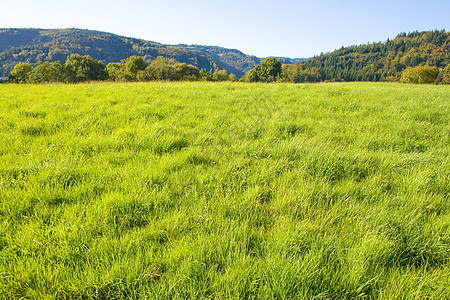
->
xmin=0 ymin=0 xmax=449 ymax=58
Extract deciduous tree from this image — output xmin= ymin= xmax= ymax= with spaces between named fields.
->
xmin=9 ymin=62 xmax=32 ymax=83
xmin=256 ymin=57 xmax=282 ymax=82
xmin=106 ymin=62 xmax=124 ymax=82
xmin=400 ymin=65 xmax=438 ymax=84
xmin=123 ymin=56 xmax=146 ymax=81
xmin=212 ymin=70 xmax=229 ymax=81
xmin=64 ymin=54 xmax=107 ymax=82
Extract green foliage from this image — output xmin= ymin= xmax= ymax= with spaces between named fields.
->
xmin=255 ymin=57 xmax=282 ymax=82
xmin=8 ymin=62 xmax=32 ymax=83
xmin=8 ymin=54 xmax=236 ymax=83
xmin=0 ymin=29 xmax=226 ymax=77
xmin=0 ymin=82 xmax=449 ymax=298
xmin=28 ymin=61 xmax=53 ymax=83
xmin=123 ymin=56 xmax=147 ymax=82
xmin=384 ymin=75 xmax=399 ymax=82
xmin=64 ymin=54 xmax=108 ymax=82
xmin=439 ymin=65 xmax=450 ymax=84
xmin=174 ymin=63 xmax=200 ymax=81
xmin=283 ymin=29 xmax=449 ymax=83
xmin=199 ymin=69 xmax=213 ymax=81
xmin=282 ymin=64 xmax=321 ymax=83
xmin=145 ymin=56 xmax=178 ymax=81
xmin=212 ymin=70 xmax=230 ymax=81
xmin=112 ymin=56 xmax=218 ymax=82
xmin=400 ymin=65 xmax=439 ymax=84
xmin=240 ymin=69 xmax=260 ymax=82
xmin=106 ymin=62 xmax=124 ymax=82
xmin=242 ymin=57 xmax=285 ymax=82
xmin=28 ymin=61 xmax=65 ymax=83
xmin=4 ymin=28 xmax=447 ymax=83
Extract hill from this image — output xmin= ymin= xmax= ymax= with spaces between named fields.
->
xmin=283 ymin=30 xmax=450 ymax=82
xmin=0 ymin=28 xmax=215 ymax=77
xmin=177 ymin=44 xmax=306 ymax=75
xmin=0 ymin=28 xmax=302 ymax=77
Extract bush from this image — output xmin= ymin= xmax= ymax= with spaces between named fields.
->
xmin=400 ymin=65 xmax=438 ymax=84
xmin=438 ymin=65 xmax=450 ymax=84
xmin=9 ymin=63 xmax=32 ymax=83
xmin=384 ymin=75 xmax=398 ymax=82
xmin=212 ymin=70 xmax=229 ymax=81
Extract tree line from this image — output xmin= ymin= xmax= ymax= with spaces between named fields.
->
xmin=239 ymin=30 xmax=450 ymax=85
xmin=5 ymin=28 xmax=450 ymax=85
xmin=278 ymin=30 xmax=450 ymax=83
xmin=0 ymin=28 xmax=222 ymax=77
xmin=6 ymin=54 xmax=450 ymax=85
xmin=240 ymin=57 xmax=450 ymax=85
xmin=7 ymin=54 xmax=237 ymax=83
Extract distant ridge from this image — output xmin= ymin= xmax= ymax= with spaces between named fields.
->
xmin=0 ymin=28 xmax=303 ymax=77
xmin=176 ymin=44 xmax=306 ymax=75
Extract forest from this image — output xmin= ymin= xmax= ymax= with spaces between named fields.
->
xmin=7 ymin=54 xmax=236 ymax=83
xmin=6 ymin=54 xmax=450 ymax=85
xmin=2 ymin=29 xmax=450 ymax=84
xmin=279 ymin=30 xmax=450 ymax=83
xmin=0 ymin=28 xmax=264 ymax=78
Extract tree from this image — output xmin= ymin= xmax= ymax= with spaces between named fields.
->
xmin=106 ymin=62 xmax=124 ymax=82
xmin=28 ymin=61 xmax=52 ymax=83
xmin=281 ymin=64 xmax=303 ymax=83
xmin=28 ymin=61 xmax=65 ymax=83
xmin=199 ymin=69 xmax=213 ymax=81
xmin=9 ymin=63 xmax=32 ymax=83
xmin=64 ymin=54 xmax=107 ymax=82
xmin=241 ymin=57 xmax=282 ymax=83
xmin=400 ymin=65 xmax=438 ymax=84
xmin=48 ymin=61 xmax=66 ymax=82
xmin=438 ymin=65 xmax=450 ymax=84
xmin=123 ymin=56 xmax=146 ymax=81
xmin=174 ymin=63 xmax=200 ymax=81
xmin=384 ymin=75 xmax=398 ymax=82
xmin=145 ymin=57 xmax=177 ymax=80
xmin=240 ymin=69 xmax=260 ymax=82
xmin=256 ymin=57 xmax=282 ymax=82
xmin=212 ymin=70 xmax=229 ymax=81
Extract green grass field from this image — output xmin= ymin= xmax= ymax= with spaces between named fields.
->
xmin=0 ymin=82 xmax=449 ymax=299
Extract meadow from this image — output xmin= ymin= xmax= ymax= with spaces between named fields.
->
xmin=0 ymin=82 xmax=449 ymax=299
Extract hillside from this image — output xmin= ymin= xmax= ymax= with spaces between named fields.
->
xmin=0 ymin=28 xmax=301 ymax=77
xmin=0 ymin=28 xmax=214 ymax=77
xmin=283 ymin=30 xmax=450 ymax=82
xmin=177 ymin=44 xmax=306 ymax=75
xmin=2 ymin=28 xmax=448 ymax=82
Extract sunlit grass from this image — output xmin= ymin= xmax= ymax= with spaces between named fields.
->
xmin=0 ymin=82 xmax=449 ymax=299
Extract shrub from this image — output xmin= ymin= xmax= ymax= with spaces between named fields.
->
xmin=9 ymin=62 xmax=32 ymax=83
xmin=400 ymin=65 xmax=438 ymax=84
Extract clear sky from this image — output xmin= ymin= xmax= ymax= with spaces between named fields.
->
xmin=0 ymin=0 xmax=449 ymax=58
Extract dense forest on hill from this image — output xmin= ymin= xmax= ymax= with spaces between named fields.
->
xmin=175 ymin=45 xmax=260 ymax=76
xmin=177 ymin=44 xmax=306 ymax=76
xmin=281 ymin=30 xmax=449 ymax=82
xmin=1 ymin=29 xmax=448 ymax=83
xmin=0 ymin=28 xmax=281 ymax=77
xmin=0 ymin=29 xmax=216 ymax=77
